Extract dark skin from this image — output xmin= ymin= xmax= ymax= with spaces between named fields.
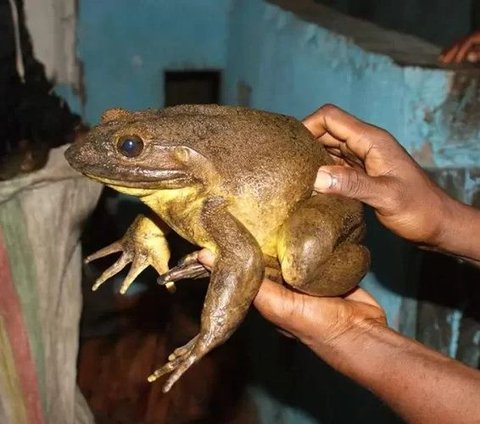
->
xmin=199 ymin=105 xmax=480 ymax=424
xmin=440 ymin=31 xmax=480 ymax=64
xmin=64 ymin=104 xmax=369 ymax=392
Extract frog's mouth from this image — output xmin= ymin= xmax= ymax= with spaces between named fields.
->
xmin=85 ymin=169 xmax=194 ymax=190
xmin=64 ymin=142 xmax=196 ymax=190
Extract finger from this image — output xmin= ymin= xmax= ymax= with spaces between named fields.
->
xmin=339 ymin=143 xmax=365 ymax=168
xmin=326 ymin=147 xmax=344 ymax=158
xmin=326 ymin=151 xmax=349 ymax=166
xmin=197 ymin=248 xmax=215 ymax=269
xmin=343 ymin=287 xmax=381 ymax=308
xmin=253 ymin=279 xmax=298 ymax=328
xmin=325 ymin=146 xmax=343 ymax=156
xmin=314 ymin=165 xmax=392 ymax=210
xmin=303 ymin=104 xmax=388 ymax=161
xmin=276 ymin=328 xmax=297 ymax=339
xmin=467 ymin=50 xmax=480 ymax=63
xmin=326 ymin=148 xmax=364 ymax=170
xmin=439 ymin=44 xmax=459 ymax=64
xmin=345 ymin=288 xmax=386 ymax=323
xmin=455 ymin=39 xmax=475 ymax=63
xmin=318 ymin=132 xmax=342 ymax=148
xmin=304 ymin=104 xmax=358 ymax=139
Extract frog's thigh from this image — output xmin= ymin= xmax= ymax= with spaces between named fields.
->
xmin=278 ymin=197 xmax=369 ymax=296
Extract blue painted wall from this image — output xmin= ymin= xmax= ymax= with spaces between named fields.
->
xmin=76 ymin=0 xmax=231 ymax=124
xmin=224 ymin=1 xmax=480 ymax=169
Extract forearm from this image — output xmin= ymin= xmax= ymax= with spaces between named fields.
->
xmin=434 ymin=197 xmax=480 ymax=266
xmin=309 ymin=324 xmax=480 ymax=424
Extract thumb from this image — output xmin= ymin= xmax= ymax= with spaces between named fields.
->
xmin=314 ymin=165 xmax=384 ymax=208
xmin=253 ymin=280 xmax=298 ymax=330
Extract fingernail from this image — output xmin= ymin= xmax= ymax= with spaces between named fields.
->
xmin=315 ymin=170 xmax=335 ymax=191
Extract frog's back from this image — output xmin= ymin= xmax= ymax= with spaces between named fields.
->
xmin=158 ymin=104 xmax=332 ymax=203
xmin=155 ymin=105 xmax=333 ymax=253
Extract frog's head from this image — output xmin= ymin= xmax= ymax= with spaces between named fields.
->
xmin=65 ymin=108 xmax=209 ymax=195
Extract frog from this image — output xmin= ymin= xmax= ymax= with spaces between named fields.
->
xmin=64 ymin=104 xmax=370 ymax=393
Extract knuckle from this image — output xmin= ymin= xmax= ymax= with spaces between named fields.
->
xmin=370 ymin=127 xmax=396 ymax=147
xmin=318 ymin=103 xmax=339 ymax=116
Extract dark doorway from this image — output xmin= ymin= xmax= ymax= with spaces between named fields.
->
xmin=164 ymin=70 xmax=221 ymax=106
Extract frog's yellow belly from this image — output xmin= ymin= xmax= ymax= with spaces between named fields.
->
xmin=142 ymin=189 xmax=284 ymax=258
xmin=142 ymin=190 xmax=215 ymax=251
xmin=227 ymin=195 xmax=294 ymax=257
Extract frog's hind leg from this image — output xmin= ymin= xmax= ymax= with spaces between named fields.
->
xmin=278 ymin=195 xmax=370 ymax=296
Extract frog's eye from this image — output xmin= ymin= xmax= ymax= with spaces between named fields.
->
xmin=117 ymin=135 xmax=144 ymax=158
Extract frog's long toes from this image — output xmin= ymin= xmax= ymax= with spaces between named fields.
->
xmin=85 ymin=242 xmax=122 ymax=264
xmin=162 ymin=355 xmax=197 ymax=393
xmin=148 ymin=354 xmax=198 ymax=392
xmin=92 ymin=255 xmax=130 ymax=291
xmin=147 ymin=357 xmax=181 ymax=383
xmin=149 ymin=336 xmax=202 ymax=391
xmin=168 ymin=336 xmax=198 ymax=361
xmin=119 ymin=257 xmax=147 ymax=294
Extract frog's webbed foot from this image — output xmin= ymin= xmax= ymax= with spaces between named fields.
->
xmin=167 ymin=335 xmax=199 ymax=361
xmin=148 ymin=335 xmax=203 ymax=392
xmin=85 ymin=215 xmax=170 ymax=294
xmin=157 ymin=251 xmax=210 ymax=289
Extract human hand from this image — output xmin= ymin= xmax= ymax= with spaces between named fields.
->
xmin=303 ymin=105 xmax=453 ymax=247
xmin=439 ymin=31 xmax=480 ymax=64
xmin=198 ymin=250 xmax=386 ymax=353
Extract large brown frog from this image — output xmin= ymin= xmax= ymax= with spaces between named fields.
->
xmin=65 ymin=104 xmax=370 ymax=392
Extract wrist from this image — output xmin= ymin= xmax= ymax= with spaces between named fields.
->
xmin=303 ymin=317 xmax=388 ymax=370
xmin=426 ymin=194 xmax=480 ymax=263
xmin=423 ymin=192 xmax=459 ymax=249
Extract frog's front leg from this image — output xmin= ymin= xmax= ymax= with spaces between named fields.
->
xmin=157 ymin=250 xmax=210 ymax=286
xmin=85 ymin=214 xmax=170 ymax=294
xmin=148 ymin=197 xmax=264 ymax=392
